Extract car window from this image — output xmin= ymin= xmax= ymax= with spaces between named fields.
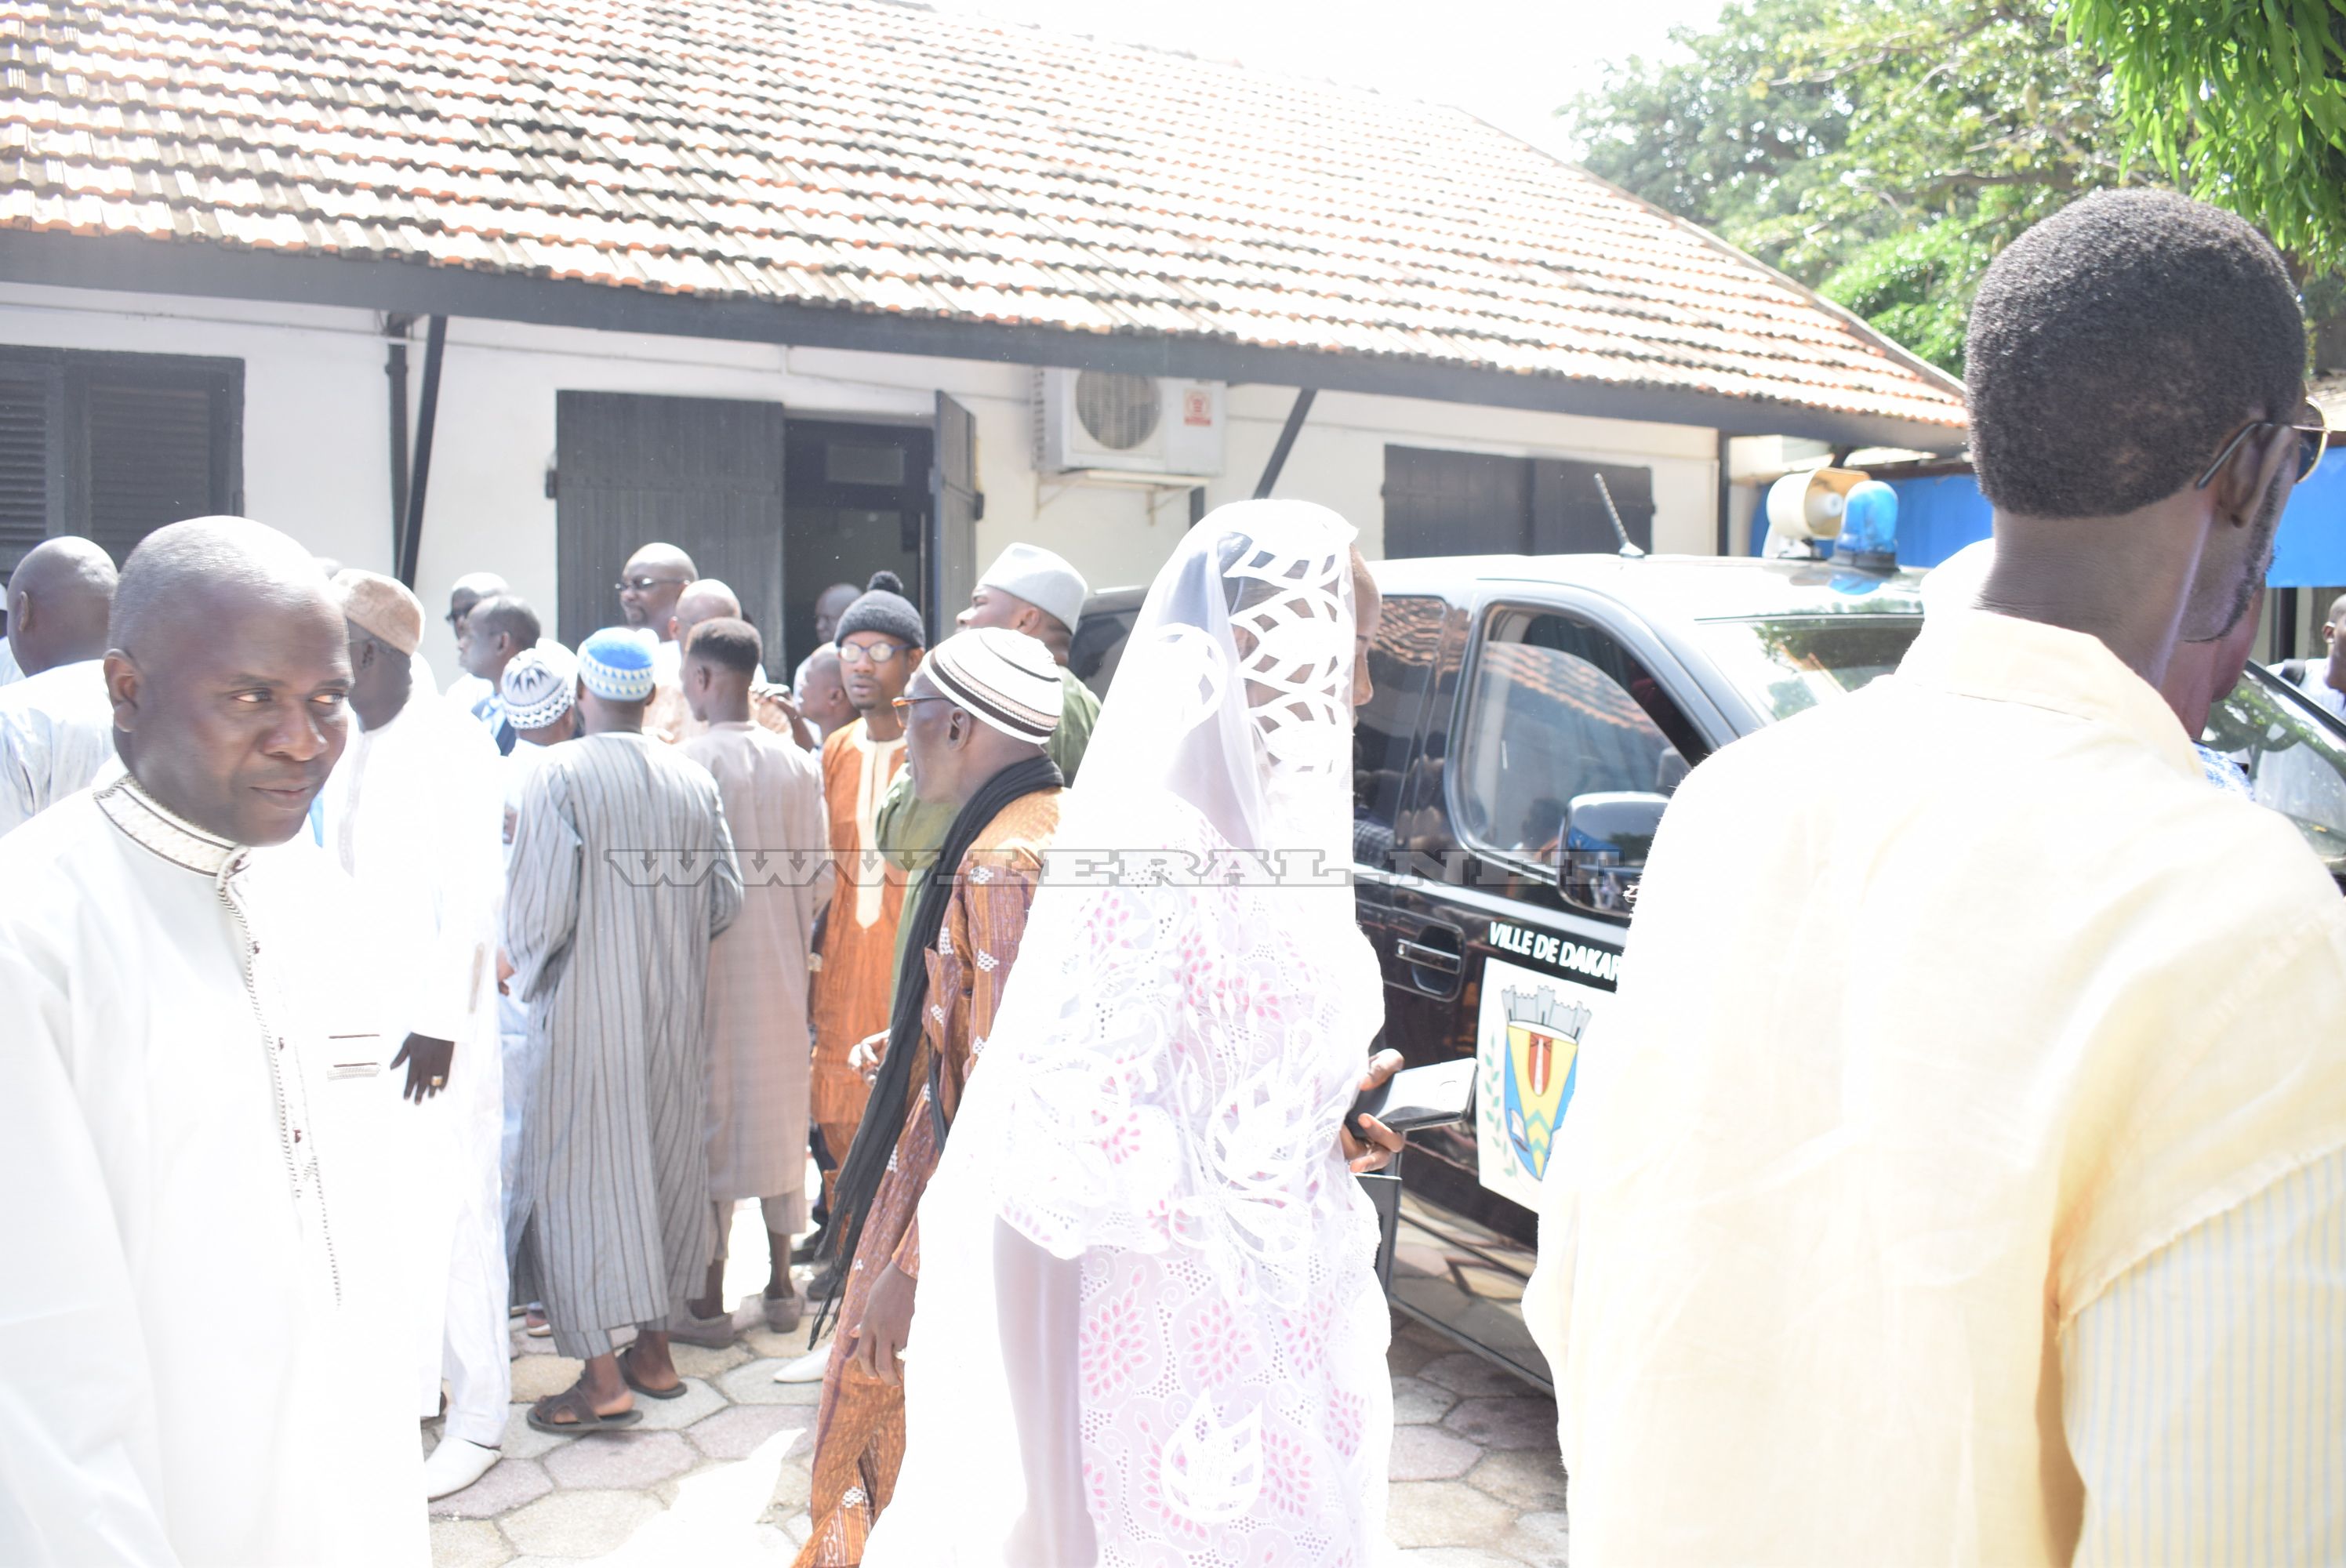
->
xmin=1693 ymin=615 xmax=1919 ymax=722
xmin=1454 ymin=607 xmax=1705 ymax=869
xmin=2206 ymin=668 xmax=2346 ymax=875
xmin=1354 ymin=595 xmax=1444 ymax=863
xmin=1069 ymin=604 xmax=1138 ymax=699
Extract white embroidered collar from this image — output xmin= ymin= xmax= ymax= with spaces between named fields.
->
xmin=94 ymin=771 xmax=249 ymax=880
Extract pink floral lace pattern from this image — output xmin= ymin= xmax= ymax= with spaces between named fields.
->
xmin=990 ymin=800 xmax=1392 ymax=1565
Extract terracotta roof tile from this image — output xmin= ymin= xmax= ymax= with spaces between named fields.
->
xmin=1 ymin=0 xmax=1965 ymax=428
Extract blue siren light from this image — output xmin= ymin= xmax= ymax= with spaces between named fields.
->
xmin=1834 ymin=480 xmax=1899 ymax=571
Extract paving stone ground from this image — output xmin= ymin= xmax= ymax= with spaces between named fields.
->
xmin=428 ymin=1212 xmax=1566 ymax=1566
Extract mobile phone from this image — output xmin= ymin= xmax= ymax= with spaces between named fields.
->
xmin=1346 ymin=1056 xmax=1475 ymax=1138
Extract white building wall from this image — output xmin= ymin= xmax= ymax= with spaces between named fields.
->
xmin=0 ymin=282 xmax=1723 ymax=676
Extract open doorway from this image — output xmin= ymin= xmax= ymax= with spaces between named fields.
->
xmin=781 ymin=419 xmax=931 ymax=673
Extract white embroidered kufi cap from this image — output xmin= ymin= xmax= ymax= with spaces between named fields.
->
xmin=923 ymin=626 xmax=1064 ymax=743
xmin=500 ymin=643 xmax=577 ymax=728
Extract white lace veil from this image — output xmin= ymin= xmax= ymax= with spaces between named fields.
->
xmin=1066 ymin=497 xmax=1357 ymax=869
xmin=866 ymin=500 xmax=1366 ymax=1566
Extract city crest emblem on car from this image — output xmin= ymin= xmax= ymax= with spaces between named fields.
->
xmin=1502 ymin=989 xmax=1589 ymax=1183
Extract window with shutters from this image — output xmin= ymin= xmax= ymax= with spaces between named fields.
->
xmin=0 ymin=347 xmax=242 ymax=576
xmin=1383 ymin=444 xmax=1655 ymax=559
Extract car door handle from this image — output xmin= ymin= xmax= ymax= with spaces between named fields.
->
xmin=1393 ymin=937 xmax=1462 ymax=974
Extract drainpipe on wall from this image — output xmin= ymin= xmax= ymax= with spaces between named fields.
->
xmin=1253 ymin=388 xmax=1318 ymax=500
xmin=1715 ymin=430 xmax=1734 ymax=557
xmin=396 ymin=314 xmax=448 ymax=590
xmin=384 ymin=313 xmax=412 ymax=558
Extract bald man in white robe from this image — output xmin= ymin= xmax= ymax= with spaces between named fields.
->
xmin=0 ymin=517 xmax=422 ymax=1563
xmin=0 ymin=657 xmax=118 ymax=834
xmin=0 ymin=537 xmax=120 ymax=834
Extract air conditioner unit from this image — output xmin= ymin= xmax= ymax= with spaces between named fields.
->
xmin=1033 ymin=369 xmax=1226 ymax=480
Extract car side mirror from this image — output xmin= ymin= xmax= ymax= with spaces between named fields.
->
xmin=1557 ymin=791 xmax=1669 ymax=916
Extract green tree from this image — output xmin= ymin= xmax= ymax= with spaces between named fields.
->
xmin=2067 ymin=0 xmax=2346 ymax=274
xmin=1567 ymin=0 xmax=2144 ymax=373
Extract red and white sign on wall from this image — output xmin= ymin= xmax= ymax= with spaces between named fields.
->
xmin=1182 ymin=385 xmax=1216 ymax=426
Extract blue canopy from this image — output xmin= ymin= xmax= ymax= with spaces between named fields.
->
xmin=2263 ymin=452 xmax=2346 ymax=586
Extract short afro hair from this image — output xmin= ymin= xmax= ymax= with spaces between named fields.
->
xmin=1965 ymin=189 xmax=2304 ymax=519
xmin=685 ymin=615 xmax=762 ymax=677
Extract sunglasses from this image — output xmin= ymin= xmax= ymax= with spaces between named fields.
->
xmin=838 ymin=641 xmax=907 ymax=666
xmin=890 ymin=695 xmax=953 ymax=713
xmin=615 ymin=575 xmax=688 ymax=594
xmin=2196 ymin=402 xmax=2330 ymax=490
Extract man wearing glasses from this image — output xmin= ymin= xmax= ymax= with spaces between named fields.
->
xmin=804 ymin=571 xmax=927 ymax=1304
xmin=615 ymin=542 xmax=698 ymax=688
xmin=1529 ymin=190 xmax=2345 ymax=1564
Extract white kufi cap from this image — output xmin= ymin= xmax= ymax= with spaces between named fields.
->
xmin=977 ymin=542 xmax=1089 ymax=633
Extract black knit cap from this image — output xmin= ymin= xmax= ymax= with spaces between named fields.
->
xmin=833 ymin=569 xmax=926 ymax=649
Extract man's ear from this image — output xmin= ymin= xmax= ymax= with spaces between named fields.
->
xmin=104 ymin=651 xmax=139 ymax=732
xmin=2210 ymin=423 xmax=2290 ymax=530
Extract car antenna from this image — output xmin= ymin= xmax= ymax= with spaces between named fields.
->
xmin=1594 ymin=473 xmax=1645 ymax=558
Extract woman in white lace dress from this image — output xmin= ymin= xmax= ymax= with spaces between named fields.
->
xmin=867 ymin=502 xmax=1394 ymax=1567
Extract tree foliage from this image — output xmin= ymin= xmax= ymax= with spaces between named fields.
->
xmin=2067 ymin=0 xmax=2346 ymax=275
xmin=1567 ymin=0 xmax=2144 ymax=373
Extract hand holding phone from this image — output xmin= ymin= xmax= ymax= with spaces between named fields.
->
xmin=1347 ymin=1056 xmax=1475 ymax=1138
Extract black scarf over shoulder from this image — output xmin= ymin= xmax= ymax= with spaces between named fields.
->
xmin=813 ymin=751 xmax=1062 ymax=1330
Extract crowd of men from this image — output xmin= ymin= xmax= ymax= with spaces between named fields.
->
xmin=5 ymin=184 xmax=2344 ymax=1567
xmin=0 ymin=518 xmax=1106 ymax=1563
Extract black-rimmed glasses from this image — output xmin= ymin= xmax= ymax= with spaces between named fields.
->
xmin=2196 ymin=401 xmax=2330 ymax=489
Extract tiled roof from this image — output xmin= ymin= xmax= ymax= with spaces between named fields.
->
xmin=0 ymin=0 xmax=1968 ymax=432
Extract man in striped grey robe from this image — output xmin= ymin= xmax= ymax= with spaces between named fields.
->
xmin=505 ymin=626 xmax=743 ymax=1431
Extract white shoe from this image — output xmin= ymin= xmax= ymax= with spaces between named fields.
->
xmin=423 ymin=1436 xmax=501 ymax=1501
xmin=773 ymin=1343 xmax=832 ymax=1383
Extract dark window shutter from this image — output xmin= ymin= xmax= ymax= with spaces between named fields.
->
xmin=554 ymin=391 xmax=788 ymax=656
xmin=80 ymin=366 xmax=236 ymax=564
xmin=0 ymin=360 xmax=61 ymax=576
xmin=1532 ymin=459 xmax=1654 ymax=555
xmin=1383 ymin=445 xmax=1534 ymax=558
xmin=0 ymin=348 xmax=240 ymax=573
